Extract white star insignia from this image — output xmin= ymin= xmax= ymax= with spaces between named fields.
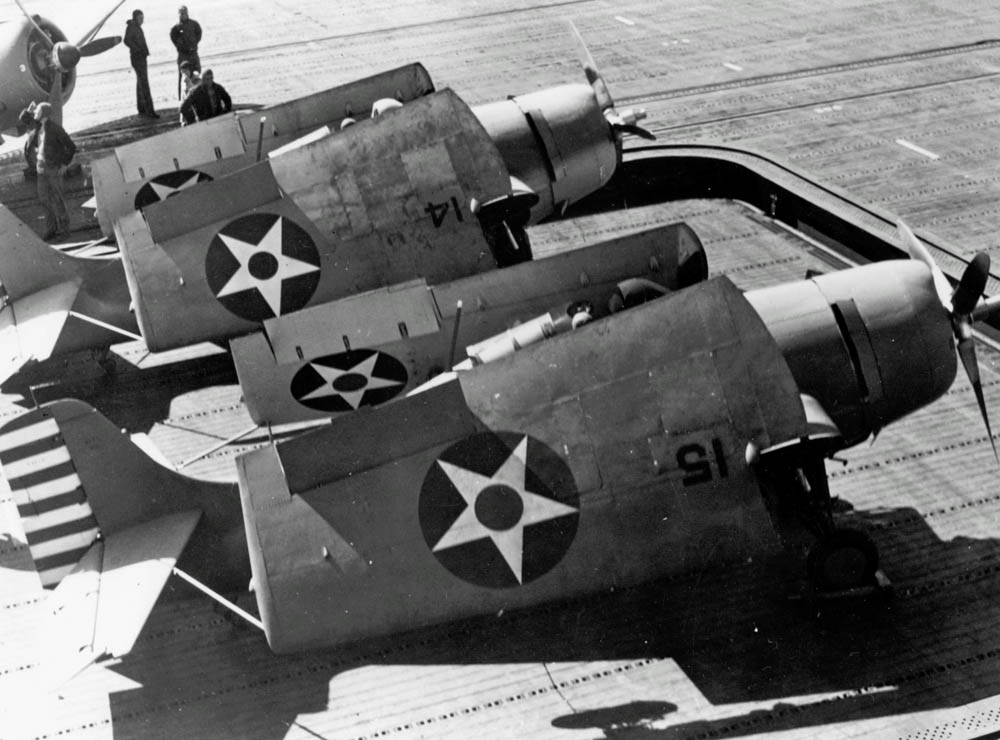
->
xmin=432 ymin=436 xmax=577 ymax=584
xmin=149 ymin=171 xmax=203 ymax=202
xmin=300 ymin=353 xmax=405 ymax=409
xmin=215 ymin=216 xmax=319 ymax=317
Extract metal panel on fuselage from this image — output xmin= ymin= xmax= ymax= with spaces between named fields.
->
xmin=237 ymin=277 xmax=808 ymax=652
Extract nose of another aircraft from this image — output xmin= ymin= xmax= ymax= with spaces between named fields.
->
xmin=748 ymin=260 xmax=957 ymax=444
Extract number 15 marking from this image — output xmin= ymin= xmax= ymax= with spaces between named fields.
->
xmin=676 ymin=437 xmax=729 ymax=487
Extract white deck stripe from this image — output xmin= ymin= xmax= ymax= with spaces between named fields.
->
xmin=2 ymin=447 xmax=71 ymax=479
xmin=39 ymin=563 xmax=76 ymax=587
xmin=28 ymin=528 xmax=99 ymax=560
xmin=10 ymin=472 xmax=82 ymax=505
xmin=895 ymin=138 xmax=940 ymax=160
xmin=0 ymin=419 xmax=58 ymax=452
xmin=22 ymin=502 xmax=95 ymax=534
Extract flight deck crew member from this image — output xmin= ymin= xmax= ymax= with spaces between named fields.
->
xmin=180 ymin=69 xmax=232 ymax=124
xmin=124 ymin=10 xmax=158 ymax=118
xmin=170 ymin=5 xmax=202 ymax=100
xmin=178 ymin=60 xmax=200 ymax=123
xmin=18 ymin=103 xmax=41 ymax=176
xmin=33 ymin=102 xmax=76 ymax=239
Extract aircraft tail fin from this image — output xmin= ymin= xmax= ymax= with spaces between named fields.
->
xmin=0 ymin=400 xmax=246 ymax=687
xmin=1 ymin=403 xmax=104 ymax=586
xmin=0 ymin=204 xmax=80 ymax=303
xmin=0 ymin=399 xmax=243 ymax=587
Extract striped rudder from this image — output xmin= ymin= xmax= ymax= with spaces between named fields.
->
xmin=0 ymin=411 xmax=100 ymax=587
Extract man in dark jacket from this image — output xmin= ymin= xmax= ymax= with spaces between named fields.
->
xmin=170 ymin=5 xmax=202 ymax=99
xmin=124 ymin=10 xmax=158 ymax=118
xmin=18 ymin=103 xmax=41 ymax=176
xmin=180 ymin=69 xmax=232 ymax=124
xmin=33 ymin=102 xmax=76 ymax=239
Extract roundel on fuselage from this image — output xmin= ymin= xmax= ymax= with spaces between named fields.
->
xmin=134 ymin=169 xmax=213 ymax=210
xmin=419 ymin=431 xmax=580 ymax=588
xmin=204 ymin=212 xmax=321 ymax=322
xmin=290 ymin=350 xmax=408 ymax=413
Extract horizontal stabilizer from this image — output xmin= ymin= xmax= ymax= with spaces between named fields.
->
xmin=38 ymin=510 xmax=201 ymax=689
xmin=0 ymin=204 xmax=76 ymax=302
xmin=0 ymin=281 xmax=79 ymax=383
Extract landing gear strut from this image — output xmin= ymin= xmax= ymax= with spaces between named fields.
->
xmin=758 ymin=447 xmax=882 ymax=594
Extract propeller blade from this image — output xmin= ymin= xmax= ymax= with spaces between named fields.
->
xmin=957 ymin=332 xmax=998 ymax=461
xmin=613 ymin=122 xmax=656 ymax=141
xmin=79 ymin=36 xmax=121 ymax=57
xmin=567 ymin=21 xmax=615 ymax=112
xmin=13 ymin=0 xmax=53 ymax=48
xmin=75 ymin=0 xmax=129 ymax=47
xmin=898 ymin=220 xmax=953 ymax=309
xmin=952 ymin=251 xmax=991 ymax=316
xmin=49 ymin=66 xmax=63 ymax=125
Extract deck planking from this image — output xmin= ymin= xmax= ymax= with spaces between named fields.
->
xmin=4 ymin=1 xmax=1000 ymax=738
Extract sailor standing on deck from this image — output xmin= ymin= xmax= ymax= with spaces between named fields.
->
xmin=124 ymin=10 xmax=158 ymax=118
xmin=33 ymin=102 xmax=75 ymax=240
xmin=170 ymin=5 xmax=202 ymax=100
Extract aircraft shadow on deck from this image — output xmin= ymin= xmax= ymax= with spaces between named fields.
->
xmin=4 ymin=351 xmax=239 ymax=434
xmin=96 ymin=505 xmax=1000 ymax=739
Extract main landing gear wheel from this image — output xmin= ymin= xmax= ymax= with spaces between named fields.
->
xmin=806 ymin=528 xmax=878 ymax=592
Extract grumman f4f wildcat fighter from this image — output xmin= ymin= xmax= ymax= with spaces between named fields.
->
xmin=0 ymin=43 xmax=652 ymax=382
xmin=1 ymin=225 xmax=994 ymax=672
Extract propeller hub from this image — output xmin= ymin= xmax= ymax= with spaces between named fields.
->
xmin=53 ymin=41 xmax=80 ymax=71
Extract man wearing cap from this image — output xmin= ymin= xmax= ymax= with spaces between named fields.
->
xmin=33 ymin=102 xmax=75 ymax=239
xmin=124 ymin=9 xmax=158 ymax=118
xmin=170 ymin=5 xmax=202 ymax=100
xmin=180 ymin=69 xmax=232 ymax=124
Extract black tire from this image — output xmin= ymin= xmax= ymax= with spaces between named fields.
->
xmin=807 ymin=528 xmax=879 ymax=591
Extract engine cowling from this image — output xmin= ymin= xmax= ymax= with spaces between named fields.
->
xmin=746 ymin=261 xmax=957 ymax=445
xmin=473 ymin=83 xmax=617 ymax=224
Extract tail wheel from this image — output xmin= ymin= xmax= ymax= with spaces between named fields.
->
xmin=807 ymin=528 xmax=878 ymax=591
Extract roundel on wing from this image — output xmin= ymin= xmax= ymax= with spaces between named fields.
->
xmin=134 ymin=169 xmax=213 ymax=210
xmin=290 ymin=349 xmax=408 ymax=412
xmin=204 ymin=212 xmax=321 ymax=322
xmin=419 ymin=431 xmax=579 ymax=588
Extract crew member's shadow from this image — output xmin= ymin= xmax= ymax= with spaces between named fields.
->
xmin=546 ymin=505 xmax=1000 ymax=738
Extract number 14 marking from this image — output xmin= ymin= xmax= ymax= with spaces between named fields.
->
xmin=425 ymin=197 xmax=464 ymax=228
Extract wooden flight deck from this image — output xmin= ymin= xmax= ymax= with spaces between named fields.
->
xmin=4 ymin=1 xmax=1000 ymax=738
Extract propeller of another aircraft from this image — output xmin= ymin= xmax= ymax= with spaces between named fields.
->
xmin=568 ymin=21 xmax=656 ymax=141
xmin=899 ymin=220 xmax=998 ymax=459
xmin=12 ymin=0 xmax=126 ymax=121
